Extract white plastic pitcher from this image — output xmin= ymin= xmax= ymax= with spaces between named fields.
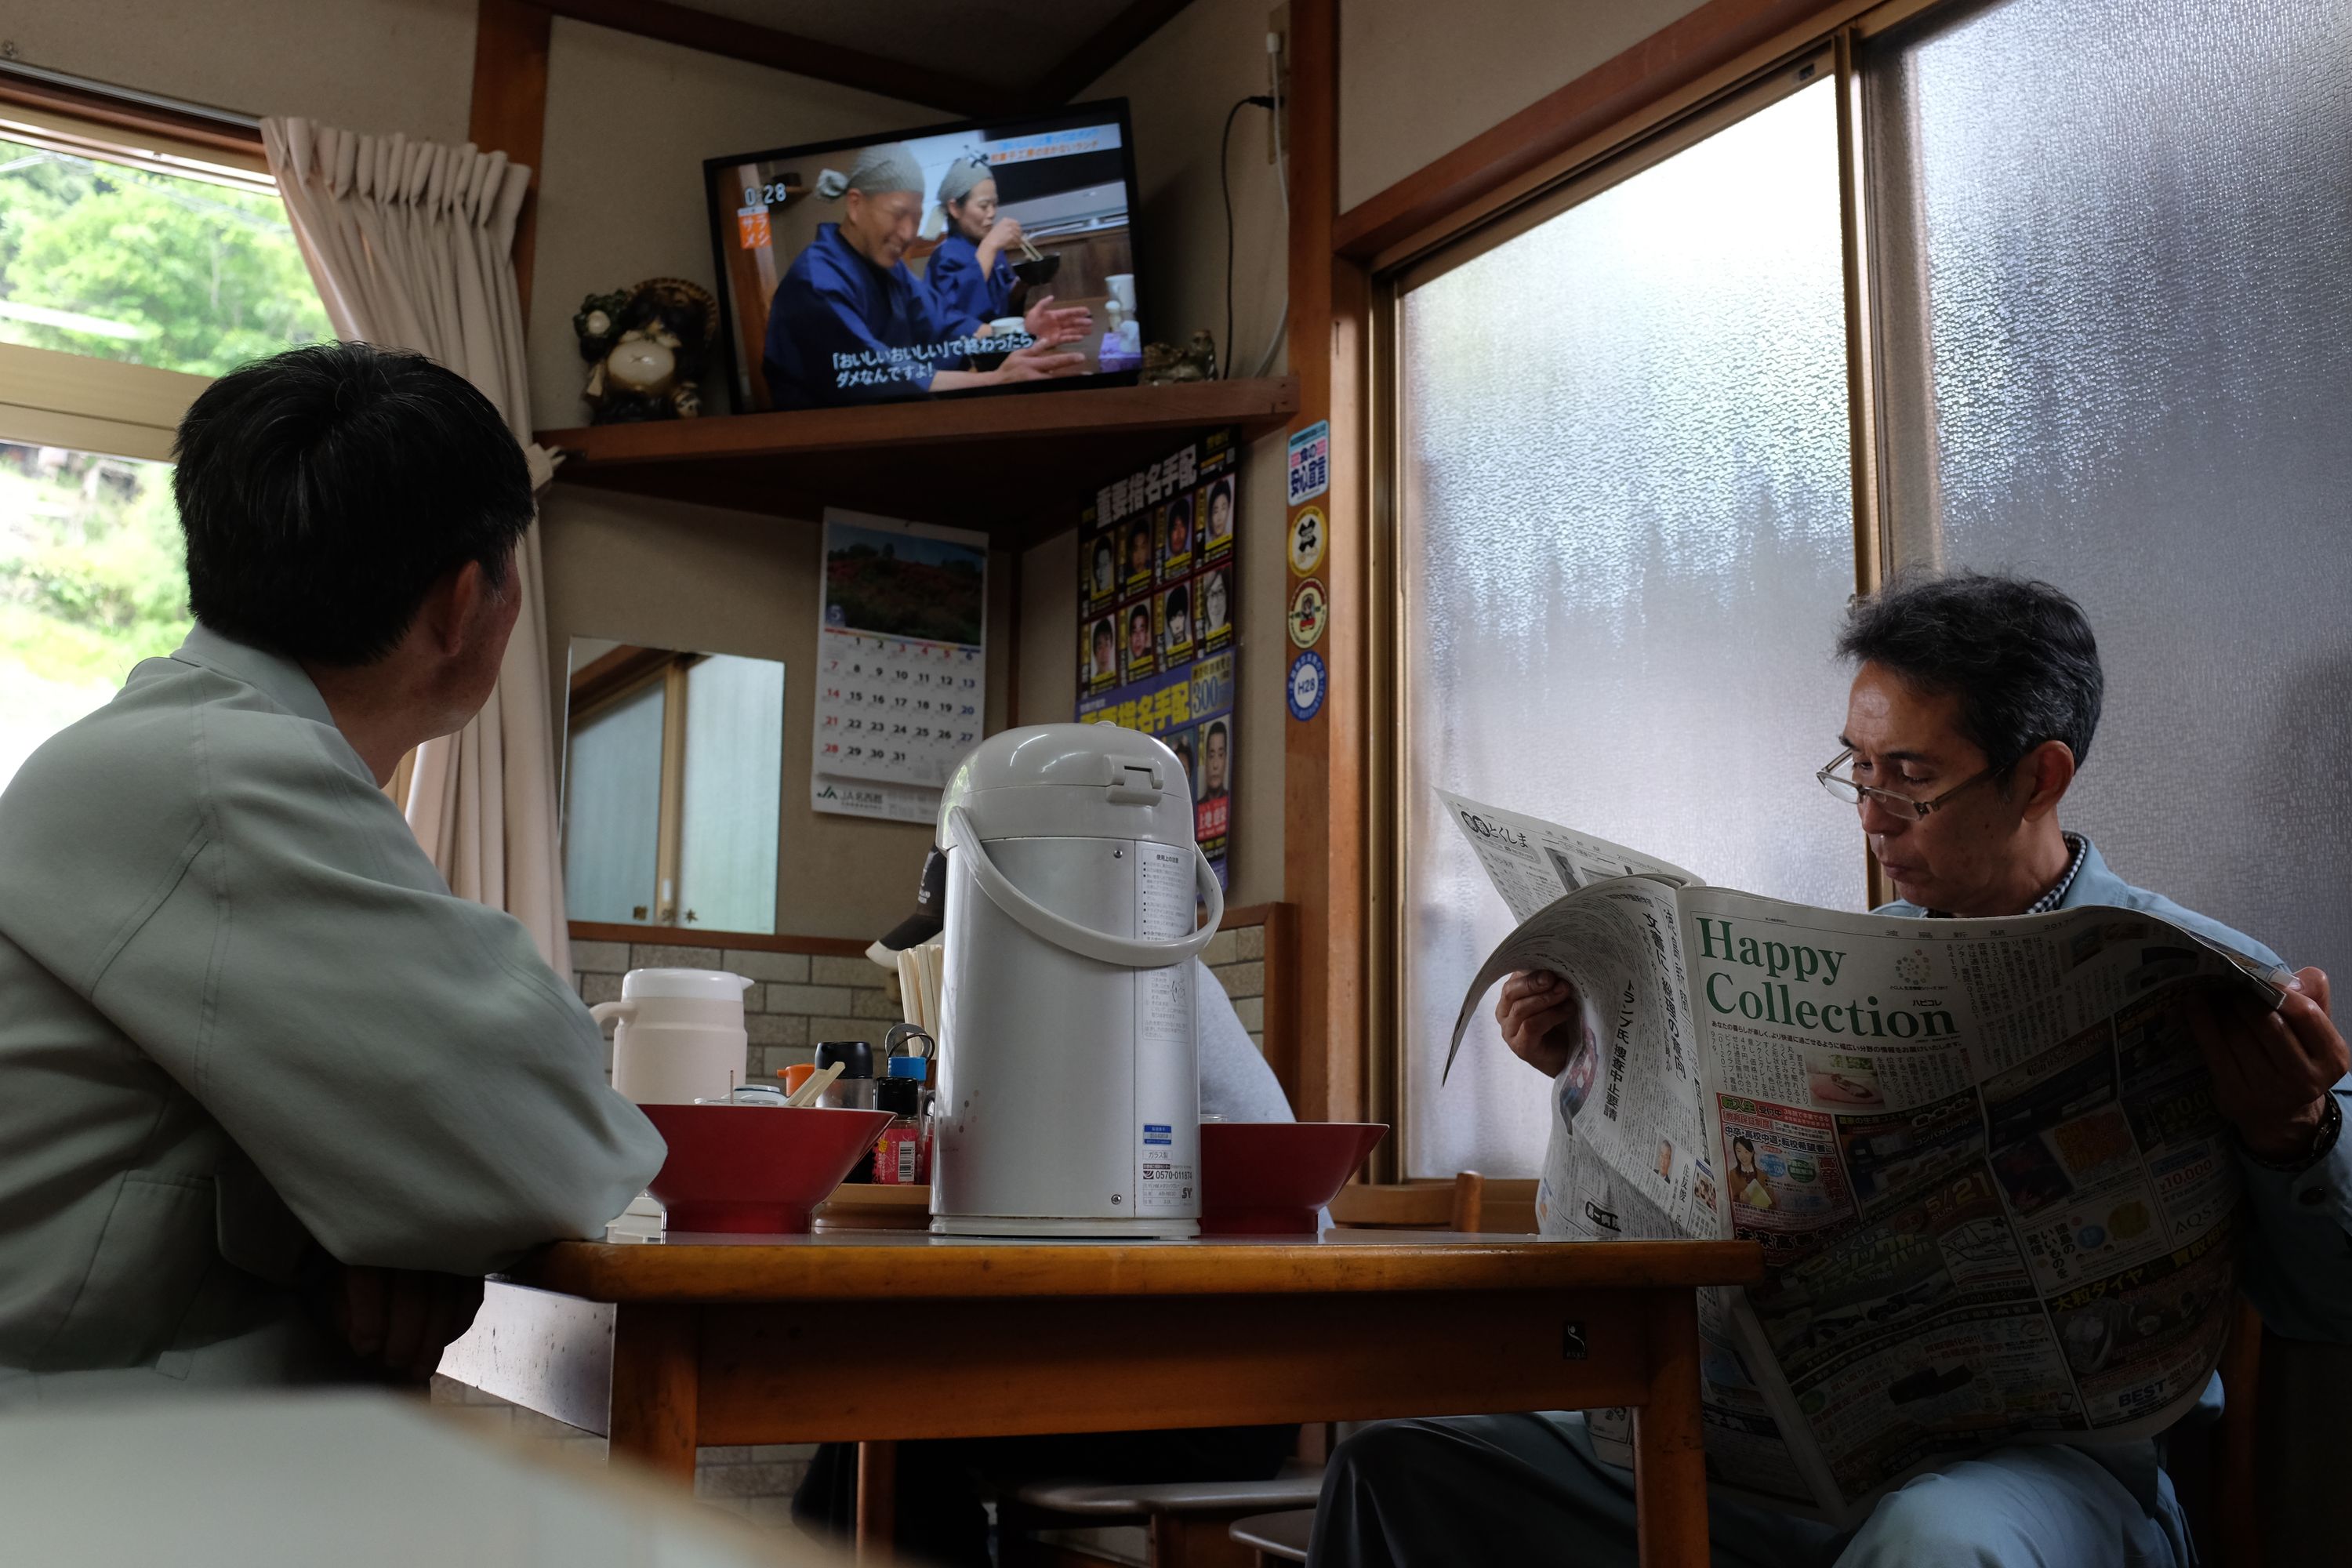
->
xmin=591 ymin=967 xmax=753 ymax=1105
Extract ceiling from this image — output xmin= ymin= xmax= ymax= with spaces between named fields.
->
xmin=644 ymin=0 xmax=1185 ymax=106
xmin=682 ymin=0 xmax=1131 ymax=95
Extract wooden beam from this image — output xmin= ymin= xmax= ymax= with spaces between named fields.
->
xmin=567 ymin=641 xmax=670 ymax=713
xmin=1331 ymin=0 xmax=1856 ymax=260
xmin=1025 ymin=0 xmax=1200 ymax=108
xmin=468 ymin=0 xmax=553 ymax=316
xmin=0 ymin=71 xmax=262 ymax=160
xmin=1281 ymin=0 xmax=1363 ymax=1125
xmin=535 ymin=0 xmax=993 ymax=118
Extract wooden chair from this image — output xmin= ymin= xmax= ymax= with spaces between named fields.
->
xmin=1326 ymin=1171 xmax=1486 ymax=1232
xmin=999 ymin=1173 xmax=1490 ymax=1568
xmin=2172 ymin=1294 xmax=2264 ymax=1568
xmin=1229 ymin=1508 xmax=1312 ymax=1566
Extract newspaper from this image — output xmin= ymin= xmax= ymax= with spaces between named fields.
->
xmin=1439 ymin=789 xmax=2288 ymax=1526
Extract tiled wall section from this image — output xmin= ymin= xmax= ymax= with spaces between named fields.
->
xmin=572 ymin=926 xmax=1270 ymax=1080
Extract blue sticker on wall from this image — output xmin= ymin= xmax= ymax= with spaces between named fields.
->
xmin=1287 ymin=650 xmax=1327 ymax=721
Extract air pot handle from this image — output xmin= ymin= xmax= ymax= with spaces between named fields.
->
xmin=945 ymin=805 xmax=1222 ymax=970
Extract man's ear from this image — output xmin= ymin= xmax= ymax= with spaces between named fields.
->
xmin=415 ymin=561 xmax=488 ymax=658
xmin=2018 ymin=739 xmax=2077 ymax=821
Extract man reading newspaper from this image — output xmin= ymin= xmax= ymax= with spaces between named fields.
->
xmin=1310 ymin=574 xmax=2350 ymax=1568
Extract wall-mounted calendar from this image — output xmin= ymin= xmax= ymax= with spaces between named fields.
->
xmin=1074 ymin=429 xmax=1239 ymax=888
xmin=811 ymin=509 xmax=988 ymax=824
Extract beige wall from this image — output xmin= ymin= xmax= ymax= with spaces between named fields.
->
xmin=5 ymin=0 xmax=477 ymax=142
xmin=1338 ymin=0 xmax=1710 ymax=210
xmin=540 ymin=487 xmax=1013 ymax=942
xmin=530 ymin=19 xmax=932 ymax=430
xmin=524 ymin=23 xmax=980 ymax=943
xmin=32 ymin=0 xmax=1711 ymax=933
xmin=1083 ymin=0 xmax=1290 ymax=383
xmin=1012 ymin=0 xmax=1299 ymax=911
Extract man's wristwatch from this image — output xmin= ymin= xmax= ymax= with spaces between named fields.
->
xmin=2240 ymin=1092 xmax=2344 ymax=1174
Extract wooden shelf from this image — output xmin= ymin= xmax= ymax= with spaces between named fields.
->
xmin=536 ymin=376 xmax=1298 ymax=545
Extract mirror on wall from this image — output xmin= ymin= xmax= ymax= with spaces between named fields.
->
xmin=561 ymin=638 xmax=786 ymax=935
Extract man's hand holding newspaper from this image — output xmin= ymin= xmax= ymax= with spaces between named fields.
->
xmin=1439 ymin=789 xmax=2289 ymax=1527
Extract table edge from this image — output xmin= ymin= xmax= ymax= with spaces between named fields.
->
xmin=502 ymin=1236 xmax=1767 ymax=1304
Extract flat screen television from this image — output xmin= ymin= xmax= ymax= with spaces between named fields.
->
xmin=705 ymin=102 xmax=1142 ymax=416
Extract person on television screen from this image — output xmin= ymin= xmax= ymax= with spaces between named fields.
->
xmin=760 ymin=143 xmax=1090 ymax=410
xmin=922 ymin=153 xmax=1022 ymax=336
xmin=1199 ymin=720 xmax=1230 ymax=802
xmin=1205 ymin=475 xmax=1236 ymax=547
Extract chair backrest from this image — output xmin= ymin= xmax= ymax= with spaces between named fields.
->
xmin=1328 ymin=1172 xmax=1484 ymax=1232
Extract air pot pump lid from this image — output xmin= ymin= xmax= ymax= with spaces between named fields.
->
xmin=938 ymin=722 xmax=1195 ymax=848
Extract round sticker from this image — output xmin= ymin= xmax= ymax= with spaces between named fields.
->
xmin=1287 ymin=651 xmax=1327 ymax=721
xmin=1287 ymin=577 xmax=1328 ymax=648
xmin=1287 ymin=506 xmax=1327 ymax=575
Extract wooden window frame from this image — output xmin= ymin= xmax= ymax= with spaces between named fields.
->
xmin=1300 ymin=0 xmax=1958 ymax=1172
xmin=0 ymin=69 xmax=274 ymax=462
xmin=564 ymin=645 xmax=722 ymax=931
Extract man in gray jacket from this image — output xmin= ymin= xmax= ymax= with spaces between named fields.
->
xmin=0 ymin=343 xmax=665 ymax=1403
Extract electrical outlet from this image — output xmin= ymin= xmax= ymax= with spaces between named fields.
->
xmin=1266 ymin=3 xmax=1290 ymax=165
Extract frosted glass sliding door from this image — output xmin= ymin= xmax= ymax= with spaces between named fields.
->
xmin=1397 ymin=79 xmax=1861 ymax=1179
xmin=1868 ymin=0 xmax=2352 ymax=981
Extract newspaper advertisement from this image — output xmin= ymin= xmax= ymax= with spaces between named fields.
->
xmin=1440 ymin=792 xmax=2281 ymax=1525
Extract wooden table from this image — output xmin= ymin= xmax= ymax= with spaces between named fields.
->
xmin=441 ymin=1229 xmax=1762 ymax=1566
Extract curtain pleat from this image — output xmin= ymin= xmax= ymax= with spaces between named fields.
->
xmin=261 ymin=117 xmax=572 ymax=982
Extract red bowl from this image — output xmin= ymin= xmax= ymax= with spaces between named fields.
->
xmin=1200 ymin=1121 xmax=1389 ymax=1236
xmin=638 ymin=1104 xmax=895 ymax=1234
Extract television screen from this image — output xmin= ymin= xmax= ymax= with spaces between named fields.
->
xmin=706 ymin=103 xmax=1142 ymax=415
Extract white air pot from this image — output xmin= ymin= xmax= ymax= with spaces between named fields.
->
xmin=929 ymin=724 xmax=1224 ymax=1238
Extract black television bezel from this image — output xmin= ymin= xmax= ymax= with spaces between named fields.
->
xmin=701 ymin=97 xmax=1143 ymax=416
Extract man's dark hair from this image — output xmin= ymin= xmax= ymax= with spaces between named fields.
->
xmin=1837 ymin=571 xmax=2103 ymax=775
xmin=172 ymin=342 xmax=534 ymax=666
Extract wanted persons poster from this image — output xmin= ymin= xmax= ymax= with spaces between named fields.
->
xmin=1076 ymin=429 xmax=1240 ymax=887
xmin=1436 ymin=789 xmax=2288 ymax=1526
xmin=811 ymin=509 xmax=987 ymax=822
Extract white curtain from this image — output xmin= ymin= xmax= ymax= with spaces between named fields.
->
xmin=260 ymin=117 xmax=572 ymax=980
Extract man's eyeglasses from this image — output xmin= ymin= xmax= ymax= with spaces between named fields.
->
xmin=1815 ymin=747 xmax=2003 ymax=819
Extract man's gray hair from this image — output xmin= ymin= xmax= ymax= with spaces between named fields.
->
xmin=1837 ymin=570 xmax=2104 ymax=775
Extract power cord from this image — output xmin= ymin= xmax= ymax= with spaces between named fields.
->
xmin=1221 ymin=93 xmax=1276 ymax=381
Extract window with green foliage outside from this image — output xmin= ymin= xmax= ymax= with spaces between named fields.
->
xmin=0 ymin=133 xmax=328 ymax=788
xmin=0 ymin=135 xmax=327 ymax=375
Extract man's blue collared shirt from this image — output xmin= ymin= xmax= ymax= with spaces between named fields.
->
xmin=1878 ymin=836 xmax=2352 ymax=1345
